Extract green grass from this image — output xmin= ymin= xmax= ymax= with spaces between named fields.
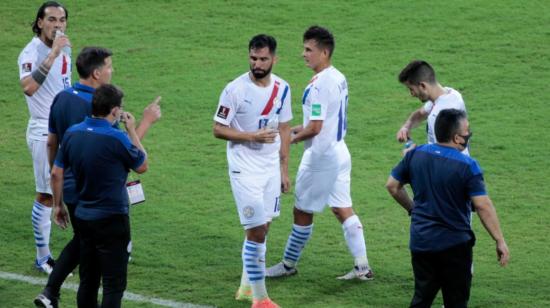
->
xmin=1 ymin=0 xmax=550 ymax=307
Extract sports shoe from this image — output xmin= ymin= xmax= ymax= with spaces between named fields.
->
xmin=251 ymin=297 xmax=280 ymax=308
xmin=337 ymin=266 xmax=374 ymax=281
xmin=35 ymin=257 xmax=55 ymax=275
xmin=235 ymin=286 xmax=253 ymax=302
xmin=34 ymin=292 xmax=58 ymax=308
xmin=265 ymin=262 xmax=297 ymax=278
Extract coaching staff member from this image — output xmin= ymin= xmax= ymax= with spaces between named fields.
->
xmin=51 ymin=84 xmax=147 ymax=307
xmin=386 ymin=109 xmax=509 ymax=308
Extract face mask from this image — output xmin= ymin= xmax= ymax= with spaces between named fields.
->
xmin=458 ymin=132 xmax=473 ymax=149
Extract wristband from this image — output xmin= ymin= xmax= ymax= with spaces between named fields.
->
xmin=31 ymin=68 xmax=47 ymax=85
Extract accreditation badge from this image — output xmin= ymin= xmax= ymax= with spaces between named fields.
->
xmin=127 ymin=180 xmax=145 ymax=205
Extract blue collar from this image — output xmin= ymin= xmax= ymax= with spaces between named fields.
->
xmin=73 ymin=82 xmax=96 ymax=94
xmin=85 ymin=116 xmax=113 ymax=127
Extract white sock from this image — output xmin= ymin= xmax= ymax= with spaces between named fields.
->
xmin=282 ymin=224 xmax=313 ymax=268
xmin=243 ymin=240 xmax=267 ymax=300
xmin=32 ymin=200 xmax=52 ymax=262
xmin=342 ymin=215 xmax=369 ymax=268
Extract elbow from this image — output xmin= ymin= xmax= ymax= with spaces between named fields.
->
xmin=385 ymin=182 xmax=398 ymax=196
xmin=134 ymin=161 xmax=148 ymax=174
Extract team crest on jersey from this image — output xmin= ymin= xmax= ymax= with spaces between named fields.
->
xmin=242 ymin=206 xmax=255 ymax=219
xmin=22 ymin=63 xmax=32 ymax=73
xmin=217 ymin=106 xmax=230 ymax=119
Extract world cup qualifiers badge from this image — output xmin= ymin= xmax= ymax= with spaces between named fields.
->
xmin=217 ymin=106 xmax=230 ymax=120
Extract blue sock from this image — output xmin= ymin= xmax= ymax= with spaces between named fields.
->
xmin=282 ymin=224 xmax=313 ymax=268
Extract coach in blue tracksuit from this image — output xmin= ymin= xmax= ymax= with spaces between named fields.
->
xmin=386 ymin=109 xmax=509 ymax=308
xmin=51 ymin=84 xmax=147 ymax=308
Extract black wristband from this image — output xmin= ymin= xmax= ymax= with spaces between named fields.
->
xmin=31 ymin=69 xmax=47 ymax=85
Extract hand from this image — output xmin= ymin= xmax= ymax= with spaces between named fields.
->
xmin=253 ymin=128 xmax=278 ymax=143
xmin=122 ymin=112 xmax=137 ymax=131
xmin=51 ymin=32 xmax=70 ymax=58
xmin=397 ymin=127 xmax=410 ymax=142
xmin=402 ymin=143 xmax=416 ymax=156
xmin=142 ymin=96 xmax=162 ymax=124
xmin=496 ymin=239 xmax=510 ymax=267
xmin=53 ymin=204 xmax=70 ymax=230
xmin=281 ymin=174 xmax=291 ymax=193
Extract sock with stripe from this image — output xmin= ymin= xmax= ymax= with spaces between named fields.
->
xmin=32 ymin=200 xmax=52 ymax=263
xmin=342 ymin=215 xmax=369 ymax=268
xmin=243 ymin=240 xmax=268 ymax=300
xmin=282 ymin=224 xmax=313 ymax=268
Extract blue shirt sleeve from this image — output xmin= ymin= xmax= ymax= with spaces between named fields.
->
xmin=48 ymin=96 xmax=60 ymax=134
xmin=466 ymin=159 xmax=486 ymax=196
xmin=114 ymin=132 xmax=146 ymax=170
xmin=53 ymin=135 xmax=68 ymax=168
xmin=391 ymin=152 xmax=411 ymax=184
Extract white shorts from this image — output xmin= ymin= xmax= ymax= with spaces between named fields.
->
xmin=295 ymin=143 xmax=352 ymax=213
xmin=230 ymin=172 xmax=281 ymax=230
xmin=26 ymin=138 xmax=52 ymax=195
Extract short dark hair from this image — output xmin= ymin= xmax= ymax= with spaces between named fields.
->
xmin=92 ymin=84 xmax=124 ymax=117
xmin=249 ymin=34 xmax=277 ymax=54
xmin=435 ymin=109 xmax=467 ymax=143
xmin=76 ymin=47 xmax=113 ymax=79
xmin=398 ymin=60 xmax=436 ymax=85
xmin=32 ymin=1 xmax=68 ymax=35
xmin=303 ymin=25 xmax=335 ymax=57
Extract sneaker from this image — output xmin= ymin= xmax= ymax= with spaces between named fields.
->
xmin=35 ymin=257 xmax=55 ymax=275
xmin=265 ymin=262 xmax=297 ymax=278
xmin=235 ymin=286 xmax=253 ymax=302
xmin=337 ymin=266 xmax=374 ymax=281
xmin=251 ymin=297 xmax=280 ymax=308
xmin=34 ymin=292 xmax=58 ymax=308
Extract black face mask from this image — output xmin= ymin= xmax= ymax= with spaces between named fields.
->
xmin=458 ymin=132 xmax=473 ymax=149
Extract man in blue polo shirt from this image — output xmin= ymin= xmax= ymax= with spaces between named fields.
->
xmin=35 ymin=47 xmax=161 ymax=308
xmin=51 ymin=84 xmax=147 ymax=308
xmin=386 ymin=109 xmax=509 ymax=308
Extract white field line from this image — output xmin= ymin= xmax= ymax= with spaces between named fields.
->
xmin=0 ymin=271 xmax=215 ymax=308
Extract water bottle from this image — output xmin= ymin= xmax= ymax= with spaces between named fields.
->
xmin=404 ymin=139 xmax=414 ymax=149
xmin=55 ymin=30 xmax=71 ymax=57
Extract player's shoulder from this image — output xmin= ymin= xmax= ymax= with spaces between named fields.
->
xmin=223 ymin=72 xmax=250 ymax=94
xmin=271 ymin=73 xmax=290 ymax=88
xmin=19 ymin=37 xmax=41 ymax=59
xmin=440 ymin=87 xmax=465 ymax=106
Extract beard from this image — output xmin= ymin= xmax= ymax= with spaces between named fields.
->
xmin=251 ymin=65 xmax=272 ymax=79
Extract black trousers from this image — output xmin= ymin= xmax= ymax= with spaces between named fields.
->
xmin=76 ymin=215 xmax=130 ymax=308
xmin=410 ymin=241 xmax=473 ymax=308
xmin=45 ymin=203 xmax=80 ymax=298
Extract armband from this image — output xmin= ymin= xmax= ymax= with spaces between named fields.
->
xmin=31 ymin=68 xmax=47 ymax=85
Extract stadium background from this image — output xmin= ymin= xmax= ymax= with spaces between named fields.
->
xmin=1 ymin=1 xmax=549 ymax=307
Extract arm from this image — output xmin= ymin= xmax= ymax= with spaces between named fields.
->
xmin=385 ymin=175 xmax=414 ymax=215
xmin=51 ymin=165 xmax=69 ymax=229
xmin=46 ymin=133 xmax=58 ymax=169
xmin=279 ymin=122 xmax=291 ymax=193
xmin=290 ymin=120 xmax=322 ymax=144
xmin=212 ymin=122 xmax=278 ymax=143
xmin=396 ymin=107 xmax=429 ymax=142
xmin=20 ymin=35 xmax=69 ymax=96
xmin=135 ymin=96 xmax=162 ymax=140
xmin=472 ymin=195 xmax=510 ymax=266
xmin=123 ymin=112 xmax=148 ymax=174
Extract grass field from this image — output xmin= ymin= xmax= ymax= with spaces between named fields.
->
xmin=1 ymin=0 xmax=550 ymax=307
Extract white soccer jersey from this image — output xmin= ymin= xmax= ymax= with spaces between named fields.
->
xmin=18 ymin=37 xmax=71 ymax=140
xmin=422 ymin=87 xmax=469 ymax=155
xmin=301 ymin=66 xmax=348 ymax=156
xmin=213 ymin=72 xmax=292 ymax=174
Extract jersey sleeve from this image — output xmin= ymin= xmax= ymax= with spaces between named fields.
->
xmin=466 ymin=160 xmax=487 ymax=196
xmin=54 ymin=134 xmax=69 ymax=169
xmin=278 ymin=84 xmax=292 ymax=123
xmin=308 ymin=85 xmax=329 ymax=121
xmin=116 ymin=132 xmax=146 ymax=171
xmin=390 ymin=150 xmax=413 ymax=184
xmin=48 ymin=95 xmax=61 ymax=134
xmin=18 ymin=45 xmax=38 ymax=80
xmin=213 ymin=84 xmax=238 ymax=126
xmin=422 ymin=101 xmax=434 ymax=114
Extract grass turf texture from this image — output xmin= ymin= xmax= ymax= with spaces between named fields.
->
xmin=1 ymin=0 xmax=549 ymax=307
